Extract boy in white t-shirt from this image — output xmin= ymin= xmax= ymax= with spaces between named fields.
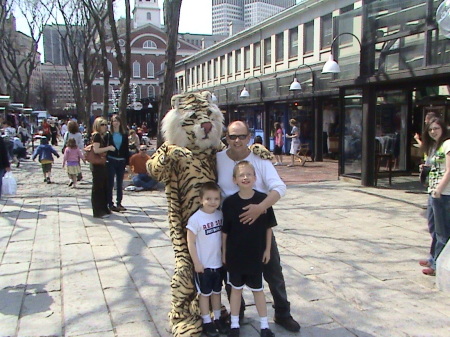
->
xmin=187 ymin=182 xmax=229 ymax=337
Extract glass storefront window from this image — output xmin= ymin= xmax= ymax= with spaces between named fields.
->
xmin=343 ymin=91 xmax=363 ymax=176
xmin=375 ymin=90 xmax=408 ymax=172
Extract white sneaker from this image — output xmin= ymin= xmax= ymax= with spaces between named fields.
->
xmin=125 ymin=186 xmax=136 ymax=191
xmin=274 ymin=162 xmax=279 ymax=166
xmin=134 ymin=186 xmax=144 ymax=191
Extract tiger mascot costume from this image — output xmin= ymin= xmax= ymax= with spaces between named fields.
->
xmin=147 ymin=91 xmax=224 ymax=337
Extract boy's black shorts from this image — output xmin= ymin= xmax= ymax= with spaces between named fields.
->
xmin=227 ymin=271 xmax=264 ymax=291
xmin=194 ymin=267 xmax=224 ymax=296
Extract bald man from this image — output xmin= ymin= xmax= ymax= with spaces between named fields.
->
xmin=217 ymin=121 xmax=300 ymax=333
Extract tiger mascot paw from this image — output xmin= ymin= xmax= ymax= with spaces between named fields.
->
xmin=147 ymin=91 xmax=224 ymax=337
xmin=250 ymin=143 xmax=273 ymax=160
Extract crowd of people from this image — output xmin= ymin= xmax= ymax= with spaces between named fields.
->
xmin=2 ymin=112 xmax=449 ymax=336
xmin=0 ymin=115 xmax=157 ymax=215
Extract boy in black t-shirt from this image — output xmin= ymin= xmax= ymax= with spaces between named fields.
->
xmin=222 ymin=161 xmax=276 ymax=337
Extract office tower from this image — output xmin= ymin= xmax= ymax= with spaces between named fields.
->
xmin=212 ymin=0 xmax=296 ymax=36
xmin=43 ymin=25 xmax=69 ymax=66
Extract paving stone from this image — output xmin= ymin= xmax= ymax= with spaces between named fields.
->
xmin=18 ymin=290 xmax=62 ymax=337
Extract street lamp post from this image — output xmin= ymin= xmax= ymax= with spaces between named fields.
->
xmin=321 ymin=32 xmax=362 ymax=75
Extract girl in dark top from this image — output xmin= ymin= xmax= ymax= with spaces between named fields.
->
xmin=106 ymin=114 xmax=130 ymax=212
xmin=91 ymin=117 xmax=115 ymax=218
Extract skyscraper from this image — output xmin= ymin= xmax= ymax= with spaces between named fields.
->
xmin=212 ymin=0 xmax=296 ymax=36
xmin=43 ymin=25 xmax=68 ymax=66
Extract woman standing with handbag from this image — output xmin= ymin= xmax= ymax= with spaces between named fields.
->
xmin=419 ymin=117 xmax=450 ymax=276
xmin=106 ymin=115 xmax=130 ymax=212
xmin=91 ymin=117 xmax=115 ymax=218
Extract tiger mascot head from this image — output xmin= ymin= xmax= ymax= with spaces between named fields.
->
xmin=161 ymin=91 xmax=224 ymax=151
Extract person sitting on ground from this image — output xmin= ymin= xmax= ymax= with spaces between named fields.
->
xmin=128 ymin=129 xmax=141 ymax=154
xmin=128 ymin=145 xmax=157 ymax=191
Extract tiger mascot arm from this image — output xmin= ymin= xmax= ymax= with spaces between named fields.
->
xmin=147 ymin=141 xmax=193 ymax=184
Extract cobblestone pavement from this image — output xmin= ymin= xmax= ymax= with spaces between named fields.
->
xmin=1 ymin=144 xmax=449 ymax=337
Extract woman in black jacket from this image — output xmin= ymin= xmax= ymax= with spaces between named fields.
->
xmin=0 ymin=135 xmax=12 ymax=199
xmin=106 ymin=114 xmax=130 ymax=212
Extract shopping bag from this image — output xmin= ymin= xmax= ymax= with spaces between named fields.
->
xmin=2 ymin=171 xmax=17 ymax=196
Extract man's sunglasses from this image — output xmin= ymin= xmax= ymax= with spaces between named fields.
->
xmin=228 ymin=134 xmax=248 ymax=140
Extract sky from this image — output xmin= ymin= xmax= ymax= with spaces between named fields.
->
xmin=116 ymin=0 xmax=213 ymax=35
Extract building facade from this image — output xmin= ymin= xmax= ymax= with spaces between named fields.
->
xmin=91 ymin=22 xmax=200 ymax=119
xmin=212 ymin=0 xmax=296 ymax=36
xmin=174 ymin=0 xmax=450 ymax=186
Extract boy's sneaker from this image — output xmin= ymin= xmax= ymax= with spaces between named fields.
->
xmin=203 ymin=322 xmax=219 ymax=337
xmin=227 ymin=328 xmax=240 ymax=337
xmin=46 ymin=177 xmax=51 ymax=184
xmin=260 ymin=328 xmax=274 ymax=337
xmin=214 ymin=319 xmax=230 ymax=334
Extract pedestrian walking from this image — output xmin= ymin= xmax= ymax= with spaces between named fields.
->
xmin=32 ymin=137 xmax=60 ymax=184
xmin=62 ymin=138 xmax=85 ymax=188
xmin=286 ymin=119 xmax=300 ymax=167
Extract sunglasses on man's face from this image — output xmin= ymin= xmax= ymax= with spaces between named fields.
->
xmin=228 ymin=134 xmax=248 ymax=140
xmin=140 ymin=148 xmax=147 ymax=151
xmin=100 ymin=123 xmax=108 ymax=126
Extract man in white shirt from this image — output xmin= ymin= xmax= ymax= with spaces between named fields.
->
xmin=217 ymin=120 xmax=300 ymax=333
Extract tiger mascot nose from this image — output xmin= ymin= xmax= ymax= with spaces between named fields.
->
xmin=202 ymin=122 xmax=212 ymax=134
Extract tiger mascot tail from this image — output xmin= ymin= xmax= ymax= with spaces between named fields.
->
xmin=147 ymin=91 xmax=224 ymax=337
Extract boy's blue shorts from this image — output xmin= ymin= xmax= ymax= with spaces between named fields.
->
xmin=194 ymin=267 xmax=223 ymax=296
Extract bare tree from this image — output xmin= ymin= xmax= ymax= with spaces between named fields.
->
xmin=157 ymin=0 xmax=182 ymax=146
xmin=0 ymin=0 xmax=52 ymax=105
xmin=106 ymin=0 xmax=132 ymax=122
xmin=33 ymin=76 xmax=54 ymax=110
xmin=49 ymin=0 xmax=103 ymax=127
xmin=82 ymin=0 xmax=111 ymax=118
